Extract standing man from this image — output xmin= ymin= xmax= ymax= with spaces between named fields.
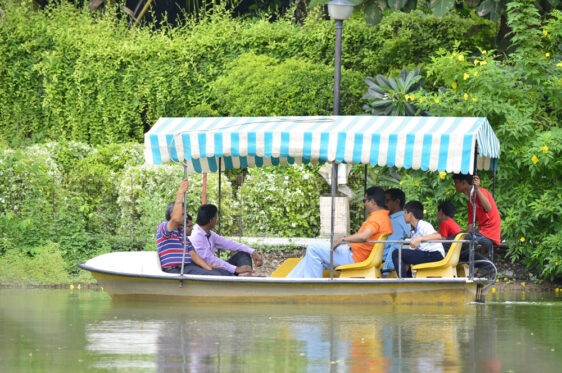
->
xmin=190 ymin=204 xmax=264 ymax=276
xmin=381 ymin=188 xmax=410 ymax=273
xmin=287 ymin=186 xmax=393 ymax=278
xmin=453 ymin=173 xmax=501 ymax=262
xmin=156 ymin=179 xmax=230 ymax=276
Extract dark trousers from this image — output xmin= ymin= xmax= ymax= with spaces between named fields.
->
xmin=392 ymin=249 xmax=444 ymax=278
xmin=227 ymin=252 xmax=253 ymax=272
xmin=460 ymin=231 xmax=495 ymax=276
xmin=460 ymin=230 xmax=493 ymax=262
xmin=163 ymin=263 xmax=233 ymax=276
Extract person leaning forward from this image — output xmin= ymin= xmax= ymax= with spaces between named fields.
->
xmin=156 ymin=178 xmax=231 ymax=276
xmin=190 ymin=204 xmax=264 ymax=276
xmin=287 ymin=186 xmax=393 ymax=278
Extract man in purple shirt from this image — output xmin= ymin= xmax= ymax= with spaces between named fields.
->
xmin=190 ymin=204 xmax=264 ymax=276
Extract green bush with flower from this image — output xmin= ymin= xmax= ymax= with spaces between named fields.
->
xmin=362 ymin=0 xmax=562 ymax=280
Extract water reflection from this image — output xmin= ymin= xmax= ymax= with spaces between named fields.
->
xmin=84 ymin=303 xmax=493 ymax=372
xmin=1 ymin=289 xmax=561 ymax=372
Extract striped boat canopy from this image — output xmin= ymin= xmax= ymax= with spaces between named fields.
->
xmin=144 ymin=116 xmax=500 ymax=174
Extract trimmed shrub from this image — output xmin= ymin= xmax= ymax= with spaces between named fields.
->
xmin=213 ymin=53 xmax=364 ymax=116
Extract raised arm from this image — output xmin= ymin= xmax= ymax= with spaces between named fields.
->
xmin=473 ymin=176 xmax=492 ymax=212
xmin=167 ymin=178 xmax=189 ymax=232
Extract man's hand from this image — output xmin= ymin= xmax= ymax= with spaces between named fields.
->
xmin=235 ymin=265 xmax=252 ymax=274
xmin=410 ymin=237 xmax=422 ymax=248
xmin=251 ymin=251 xmax=263 ymax=267
xmin=473 ymin=176 xmax=480 ymax=190
xmin=177 ymin=178 xmax=189 ymax=198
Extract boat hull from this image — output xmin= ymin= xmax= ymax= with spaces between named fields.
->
xmin=87 ymin=269 xmax=484 ymax=305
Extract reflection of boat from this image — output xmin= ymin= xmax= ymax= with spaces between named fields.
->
xmin=85 ymin=301 xmax=482 ymax=372
xmin=79 ymin=116 xmax=500 ymax=305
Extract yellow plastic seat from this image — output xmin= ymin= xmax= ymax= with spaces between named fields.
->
xmin=270 ymin=258 xmax=302 ymax=277
xmin=335 ymin=234 xmax=389 ymax=278
xmin=412 ymin=232 xmax=467 ymax=278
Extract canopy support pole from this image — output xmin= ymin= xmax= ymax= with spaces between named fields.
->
xmin=363 ymin=164 xmax=368 ymax=221
xmin=469 ymin=146 xmax=478 ymax=280
xmin=218 ymin=158 xmax=222 ymax=235
xmin=492 ymin=158 xmax=497 ymax=199
xmin=329 ymin=163 xmax=338 ymax=280
xmin=180 ymin=162 xmax=188 ymax=282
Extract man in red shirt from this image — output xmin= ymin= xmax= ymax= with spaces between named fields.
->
xmin=453 ymin=173 xmax=501 ymax=263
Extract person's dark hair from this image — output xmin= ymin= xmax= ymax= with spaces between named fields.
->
xmin=165 ymin=202 xmax=191 ymax=222
xmin=404 ymin=200 xmax=424 ymax=220
xmin=452 ymin=173 xmax=473 ymax=185
xmin=196 ymin=204 xmax=218 ymax=226
xmin=438 ymin=201 xmax=456 ymax=218
xmin=365 ymin=186 xmax=386 ymax=208
xmin=386 ymin=188 xmax=406 ymax=209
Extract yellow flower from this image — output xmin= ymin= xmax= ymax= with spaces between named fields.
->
xmin=482 ymin=50 xmax=487 ymax=55
xmin=458 ymin=55 xmax=465 ymax=61
xmin=548 ymin=35 xmax=551 ymax=40
xmin=521 ymin=282 xmax=526 ymax=287
xmin=480 ymin=61 xmax=487 ymax=65
xmin=472 ymin=97 xmax=478 ymax=102
xmin=415 ymin=182 xmax=420 ymax=187
xmin=520 ymin=237 xmax=525 ymax=242
xmin=540 ymin=145 xmax=549 ymax=153
xmin=451 ymin=52 xmax=457 ymax=58
xmin=474 ymin=60 xmax=480 ymax=66
xmin=439 ymin=171 xmax=447 ymax=180
xmin=543 ymin=29 xmax=548 ymax=36
xmin=399 ymin=181 xmax=403 ymax=185
xmin=492 ymin=287 xmax=496 ymax=293
xmin=434 ymin=98 xmax=440 ymax=104
xmin=557 ymin=62 xmax=562 ymax=67
xmin=546 ymin=53 xmax=551 ymax=57
xmin=419 ymin=97 xmax=425 ymax=103
xmin=473 ymin=71 xmax=479 ymax=77
xmin=405 ymin=94 xmax=410 ymax=101
xmin=464 ymin=73 xmax=470 ymax=80
xmin=464 ymin=93 xmax=469 ymax=100
xmin=504 ymin=277 xmax=508 ymax=281
xmin=451 ymin=81 xmax=457 ymax=89
xmin=531 ymin=155 xmax=539 ymax=164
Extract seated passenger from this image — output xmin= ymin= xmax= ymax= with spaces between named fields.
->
xmin=156 ymin=178 xmax=231 ymax=276
xmin=190 ymin=204 xmax=263 ymax=276
xmin=287 ymin=186 xmax=393 ymax=278
xmin=392 ymin=201 xmax=445 ymax=278
xmin=437 ymin=201 xmax=462 ymax=252
xmin=381 ymin=188 xmax=410 ymax=273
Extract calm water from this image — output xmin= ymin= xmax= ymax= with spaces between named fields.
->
xmin=1 ymin=289 xmax=561 ymax=372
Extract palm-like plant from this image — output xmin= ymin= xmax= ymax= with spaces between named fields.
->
xmin=362 ymin=68 xmax=424 ymax=116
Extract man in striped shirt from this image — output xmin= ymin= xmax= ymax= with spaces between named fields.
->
xmin=156 ymin=178 xmax=231 ymax=276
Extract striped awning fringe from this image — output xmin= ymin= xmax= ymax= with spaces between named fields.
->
xmin=144 ymin=116 xmax=500 ymax=174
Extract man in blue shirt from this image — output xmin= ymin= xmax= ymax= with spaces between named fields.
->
xmin=381 ymin=188 xmax=410 ymax=273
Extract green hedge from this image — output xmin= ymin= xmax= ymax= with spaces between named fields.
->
xmin=0 ymin=1 xmax=495 ymax=146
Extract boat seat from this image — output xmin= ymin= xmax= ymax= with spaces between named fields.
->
xmin=412 ymin=233 xmax=467 ymax=278
xmin=269 ymin=258 xmax=340 ymax=278
xmin=270 ymin=258 xmax=302 ymax=277
xmin=335 ymin=234 xmax=389 ymax=278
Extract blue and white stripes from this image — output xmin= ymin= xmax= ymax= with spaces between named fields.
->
xmin=144 ymin=116 xmax=500 ymax=174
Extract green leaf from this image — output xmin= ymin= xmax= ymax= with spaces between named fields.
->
xmin=364 ymin=2 xmax=383 ymax=26
xmin=430 ymin=0 xmax=455 ymax=18
xmin=387 ymin=0 xmax=409 ymax=11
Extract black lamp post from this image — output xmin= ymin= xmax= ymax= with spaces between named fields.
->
xmin=327 ymin=0 xmax=355 ymax=116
